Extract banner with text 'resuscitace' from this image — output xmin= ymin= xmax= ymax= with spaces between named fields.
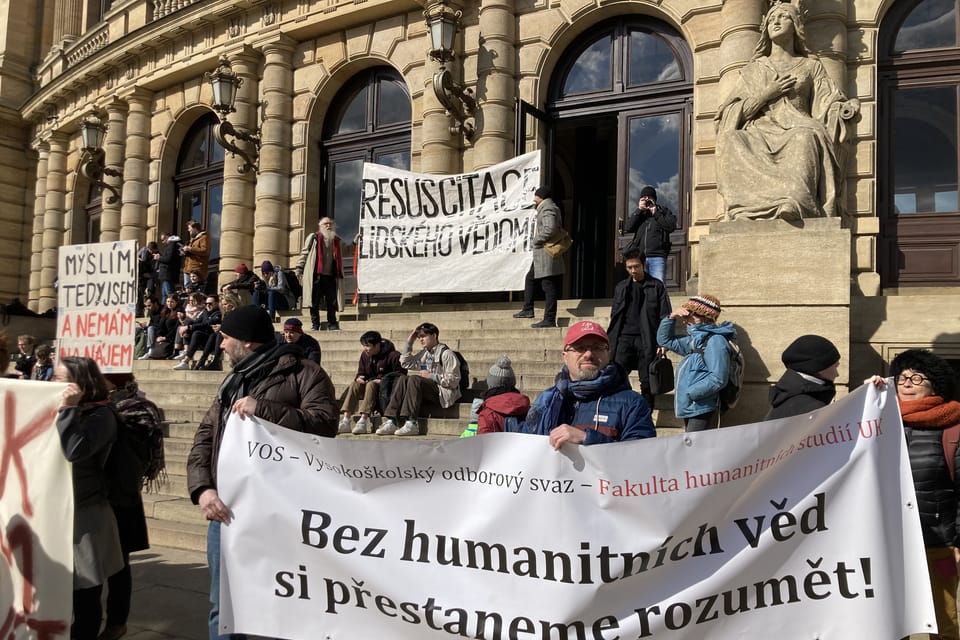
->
xmin=217 ymin=383 xmax=935 ymax=640
xmin=356 ymin=151 xmax=541 ymax=293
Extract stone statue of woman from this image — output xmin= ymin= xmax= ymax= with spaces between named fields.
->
xmin=715 ymin=0 xmax=860 ymax=220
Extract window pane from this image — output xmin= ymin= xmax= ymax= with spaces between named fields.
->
xmin=894 ymin=0 xmax=956 ymax=52
xmin=628 ymin=31 xmax=682 ymax=86
xmin=892 ymin=85 xmax=958 ymax=213
xmin=336 ymin=86 xmax=369 ymax=134
xmin=208 ymin=184 xmax=222 ymax=261
xmin=378 ymin=80 xmax=411 ymax=127
xmin=562 ymin=35 xmax=613 ymax=96
xmin=627 ymin=113 xmax=681 ymax=214
xmin=178 ymin=130 xmax=207 ymax=171
xmin=331 ymin=159 xmax=365 ymax=244
xmin=375 ymin=150 xmax=410 ymax=169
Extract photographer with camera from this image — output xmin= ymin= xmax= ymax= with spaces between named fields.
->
xmin=621 ymin=186 xmax=677 ymax=286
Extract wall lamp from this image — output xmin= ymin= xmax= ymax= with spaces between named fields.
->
xmin=424 ymin=0 xmax=476 ymax=140
xmin=79 ymin=110 xmax=123 ymax=204
xmin=205 ymin=55 xmax=263 ymax=173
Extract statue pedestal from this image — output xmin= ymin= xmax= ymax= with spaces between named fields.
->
xmin=696 ymin=218 xmax=851 ymax=425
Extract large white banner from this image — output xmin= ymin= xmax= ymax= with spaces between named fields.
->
xmin=217 ymin=383 xmax=935 ymax=639
xmin=57 ymin=240 xmax=138 ymax=372
xmin=0 ymin=380 xmax=73 ymax=639
xmin=357 ymin=151 xmax=541 ymax=293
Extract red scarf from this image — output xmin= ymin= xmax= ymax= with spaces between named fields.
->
xmin=898 ymin=396 xmax=960 ymax=429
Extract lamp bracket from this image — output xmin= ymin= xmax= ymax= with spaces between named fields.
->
xmin=79 ymin=148 xmax=123 ymax=204
xmin=433 ymin=68 xmax=477 ymax=140
xmin=213 ymin=107 xmax=264 ymax=174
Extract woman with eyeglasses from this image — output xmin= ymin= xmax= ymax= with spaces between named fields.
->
xmin=872 ymin=349 xmax=960 ymax=639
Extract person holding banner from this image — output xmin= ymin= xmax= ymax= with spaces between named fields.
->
xmin=525 ymin=321 xmax=655 ymax=448
xmin=872 ymin=349 xmax=960 ymax=640
xmin=296 ymin=217 xmax=343 ymax=331
xmin=513 ymin=186 xmax=565 ymax=328
xmin=186 ymin=304 xmax=338 ymax=640
xmin=765 ymin=334 xmax=840 ymax=420
xmin=54 ymin=356 xmax=124 ymax=640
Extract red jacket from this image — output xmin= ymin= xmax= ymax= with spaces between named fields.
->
xmin=477 ymin=391 xmax=531 ymax=435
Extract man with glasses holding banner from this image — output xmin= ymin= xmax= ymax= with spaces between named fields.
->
xmin=524 ymin=320 xmax=655 ymax=449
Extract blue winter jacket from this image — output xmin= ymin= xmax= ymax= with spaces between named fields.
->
xmin=526 ymin=362 xmax=655 ymax=444
xmin=657 ymin=317 xmax=737 ymax=418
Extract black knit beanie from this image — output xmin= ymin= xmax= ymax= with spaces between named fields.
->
xmin=782 ymin=335 xmax=840 ymax=376
xmin=220 ymin=305 xmax=276 ymax=344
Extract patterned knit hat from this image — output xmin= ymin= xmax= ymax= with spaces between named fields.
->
xmin=681 ymin=294 xmax=722 ymax=322
xmin=487 ymin=355 xmax=516 ymax=389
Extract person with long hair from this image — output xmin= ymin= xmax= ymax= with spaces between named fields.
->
xmin=54 ymin=356 xmax=124 ymax=640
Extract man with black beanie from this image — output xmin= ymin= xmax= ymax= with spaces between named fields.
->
xmin=765 ymin=334 xmax=841 ymax=420
xmin=186 ymin=304 xmax=338 ymax=640
xmin=621 ymin=185 xmax=677 ymax=285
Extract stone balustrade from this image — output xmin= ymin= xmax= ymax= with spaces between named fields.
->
xmin=64 ymin=24 xmax=109 ymax=67
xmin=153 ymin=0 xmax=204 ymax=20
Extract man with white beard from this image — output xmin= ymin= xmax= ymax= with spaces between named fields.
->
xmin=523 ymin=321 xmax=655 ymax=449
xmin=296 ymin=217 xmax=344 ymax=331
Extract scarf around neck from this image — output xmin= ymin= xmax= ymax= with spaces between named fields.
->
xmin=899 ymin=396 xmax=960 ymax=430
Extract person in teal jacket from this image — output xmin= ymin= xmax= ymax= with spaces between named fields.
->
xmin=657 ymin=294 xmax=736 ymax=432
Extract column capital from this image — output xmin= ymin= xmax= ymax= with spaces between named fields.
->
xmin=119 ymin=86 xmax=154 ymax=107
xmin=257 ymin=33 xmax=298 ymax=58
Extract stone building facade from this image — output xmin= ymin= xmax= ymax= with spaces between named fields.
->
xmin=0 ymin=0 xmax=957 ymax=389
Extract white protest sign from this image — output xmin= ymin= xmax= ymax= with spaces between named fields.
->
xmin=0 ymin=379 xmax=74 ymax=639
xmin=217 ymin=383 xmax=935 ymax=639
xmin=357 ymin=151 xmax=541 ymax=293
xmin=57 ymin=240 xmax=138 ymax=372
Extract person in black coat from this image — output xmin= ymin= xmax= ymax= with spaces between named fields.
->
xmin=607 ymin=250 xmax=671 ymax=409
xmin=765 ymin=334 xmax=840 ymax=420
xmin=156 ymin=234 xmax=183 ymax=300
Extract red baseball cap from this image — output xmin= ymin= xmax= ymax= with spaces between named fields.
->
xmin=563 ymin=321 xmax=609 ymax=348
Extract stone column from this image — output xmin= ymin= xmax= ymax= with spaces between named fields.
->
xmin=254 ymin=36 xmax=296 ymax=267
xmin=52 ymin=0 xmax=82 ymax=44
xmin=717 ymin=0 xmax=765 ymax=98
xmin=218 ymin=47 xmax=260 ymax=286
xmin=98 ymin=99 xmax=128 ymax=242
xmin=420 ymin=1 xmax=464 ymax=175
xmin=29 ymin=141 xmax=49 ymax=312
xmin=807 ymin=2 xmax=849 ymax=92
xmin=40 ymin=132 xmax=69 ymax=311
xmin=119 ymin=89 xmax=152 ymax=244
xmin=473 ymin=0 xmax=516 ymax=168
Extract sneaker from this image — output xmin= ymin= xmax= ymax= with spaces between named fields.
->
xmin=530 ymin=319 xmax=557 ymax=328
xmin=396 ymin=419 xmax=420 ymax=436
xmin=174 ymin=351 xmax=188 ymax=360
xmin=512 ymin=310 xmax=534 ymax=319
xmin=375 ymin=419 xmax=398 ymax=435
xmin=338 ymin=416 xmax=352 ymax=434
xmin=328 ymin=323 xmax=341 ymax=331
xmin=137 ymin=353 xmax=151 ymax=360
xmin=352 ymin=416 xmax=370 ymax=435
xmin=173 ymin=360 xmax=191 ymax=371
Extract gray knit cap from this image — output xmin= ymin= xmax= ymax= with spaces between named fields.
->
xmin=486 ymin=355 xmax=516 ymax=389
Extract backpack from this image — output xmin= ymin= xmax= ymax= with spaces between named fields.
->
xmin=695 ymin=336 xmax=745 ymax=413
xmin=442 ymin=347 xmax=471 ymax=393
xmin=377 ymin=370 xmax=408 ymax=415
xmin=104 ymin=395 xmax=166 ymax=504
xmin=282 ymin=268 xmax=303 ymax=300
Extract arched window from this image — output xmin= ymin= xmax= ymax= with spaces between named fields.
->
xmin=879 ymin=0 xmax=960 ymax=286
xmin=320 ymin=67 xmax=411 ymax=288
xmin=174 ymin=113 xmax=224 ymax=275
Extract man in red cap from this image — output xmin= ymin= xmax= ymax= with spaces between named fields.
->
xmin=524 ymin=320 xmax=655 ymax=449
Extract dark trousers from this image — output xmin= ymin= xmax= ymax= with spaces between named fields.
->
xmin=310 ymin=274 xmax=339 ymax=326
xmin=685 ymin=410 xmax=718 ymax=432
xmin=384 ymin=375 xmax=442 ymax=420
xmin=613 ymin=335 xmax=654 ymax=409
xmin=520 ymin=268 xmax=561 ymax=322
xmin=73 ymin=584 xmax=104 ymax=640
xmin=105 ymin=554 xmax=132 ymax=627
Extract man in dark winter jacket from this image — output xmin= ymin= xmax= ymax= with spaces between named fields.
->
xmin=339 ymin=330 xmax=404 ymax=434
xmin=622 ymin=185 xmax=677 ymax=284
xmin=607 ymin=249 xmax=671 ymax=409
xmin=526 ymin=321 xmax=655 ymax=449
xmin=278 ymin=317 xmax=322 ymax=364
xmin=186 ymin=304 xmax=338 ymax=640
xmin=765 ymin=334 xmax=840 ymax=420
xmin=156 ymin=234 xmax=183 ymax=300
